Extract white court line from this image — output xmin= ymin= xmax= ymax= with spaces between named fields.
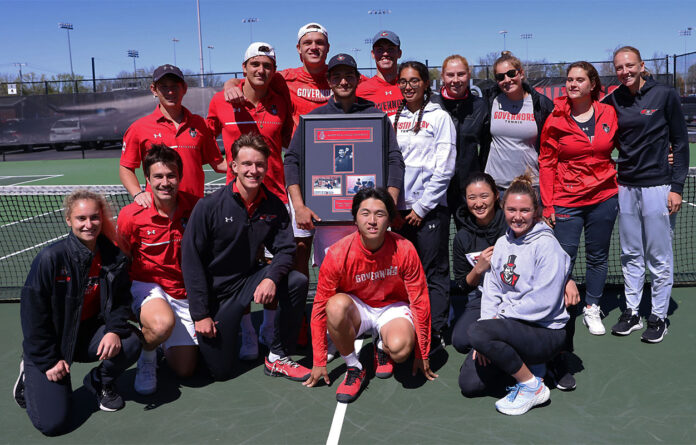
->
xmin=0 ymin=207 xmax=64 ymax=229
xmin=4 ymin=175 xmax=63 ymax=186
xmin=326 ymin=338 xmax=364 ymax=445
xmin=205 ymin=176 xmax=227 ymax=185
xmin=0 ymin=233 xmax=68 ymax=261
xmin=0 ymin=175 xmax=61 ymax=178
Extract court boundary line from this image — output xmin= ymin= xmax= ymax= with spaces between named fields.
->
xmin=1 ymin=175 xmax=63 ymax=186
xmin=326 ymin=338 xmax=363 ymax=445
xmin=0 ymin=233 xmax=68 ymax=261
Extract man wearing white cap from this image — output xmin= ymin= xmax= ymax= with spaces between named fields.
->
xmin=207 ymin=42 xmax=294 ymax=361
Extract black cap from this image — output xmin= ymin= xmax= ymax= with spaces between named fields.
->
xmin=153 ymin=64 xmax=185 ymax=83
xmin=327 ymin=53 xmax=358 ymax=73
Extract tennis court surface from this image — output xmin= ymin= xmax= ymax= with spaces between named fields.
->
xmin=1 ymin=154 xmax=695 ymax=443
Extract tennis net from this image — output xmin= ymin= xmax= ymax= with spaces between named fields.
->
xmin=1 ymin=176 xmax=695 ymax=300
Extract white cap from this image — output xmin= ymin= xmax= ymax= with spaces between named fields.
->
xmin=244 ymin=42 xmax=276 ymax=63
xmin=297 ymin=22 xmax=328 ymax=43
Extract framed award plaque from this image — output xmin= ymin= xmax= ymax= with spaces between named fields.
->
xmin=299 ymin=113 xmax=389 ymax=224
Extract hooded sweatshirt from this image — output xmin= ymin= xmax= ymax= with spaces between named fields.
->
xmin=390 ymin=100 xmax=456 ymax=216
xmin=481 ymin=221 xmax=570 ymax=329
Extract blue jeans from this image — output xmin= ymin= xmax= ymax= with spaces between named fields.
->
xmin=553 ymin=195 xmax=618 ymax=306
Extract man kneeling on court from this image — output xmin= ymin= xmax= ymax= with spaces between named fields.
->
xmin=304 ymin=188 xmax=437 ymax=403
xmin=182 ymin=133 xmax=310 ymax=381
xmin=117 ymin=144 xmax=199 ymax=395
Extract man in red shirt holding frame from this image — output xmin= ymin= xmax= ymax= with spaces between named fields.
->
xmin=304 ymin=187 xmax=437 ymax=403
xmin=117 ymin=145 xmax=199 ymax=395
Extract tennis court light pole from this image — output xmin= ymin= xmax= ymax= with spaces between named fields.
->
xmin=520 ymin=33 xmax=533 ymax=63
xmin=680 ymin=28 xmax=692 ymax=95
xmin=127 ymin=50 xmax=139 ymax=78
xmin=499 ymin=30 xmax=508 ymax=52
xmin=242 ymin=18 xmax=259 ymax=44
xmin=58 ymin=23 xmax=75 ymax=80
xmin=207 ymin=45 xmax=214 ymax=74
xmin=172 ymin=37 xmax=180 ymax=65
xmin=196 ymin=0 xmax=205 ymax=87
xmin=368 ymin=9 xmax=391 ymax=29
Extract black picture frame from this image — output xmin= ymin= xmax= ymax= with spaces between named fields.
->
xmin=299 ymin=113 xmax=389 ymax=224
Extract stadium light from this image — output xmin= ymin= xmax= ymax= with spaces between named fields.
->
xmin=499 ymin=30 xmax=508 ymax=52
xmin=58 ymin=22 xmax=75 ymax=80
xmin=679 ymin=28 xmax=693 ymax=95
xmin=172 ymin=38 xmax=180 ymax=65
xmin=207 ymin=45 xmax=214 ymax=74
xmin=127 ymin=50 xmax=139 ymax=78
xmin=242 ymin=18 xmax=259 ymax=43
xmin=368 ymin=9 xmax=391 ymax=28
xmin=520 ymin=33 xmax=533 ymax=63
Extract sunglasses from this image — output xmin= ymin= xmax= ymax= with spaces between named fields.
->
xmin=494 ymin=69 xmax=518 ymax=82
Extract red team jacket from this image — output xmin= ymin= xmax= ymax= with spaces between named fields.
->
xmin=539 ymin=96 xmax=619 ymax=218
xmin=121 ymin=106 xmax=222 ymax=198
xmin=311 ymin=231 xmax=431 ymax=367
xmin=117 ymin=191 xmax=199 ymax=300
xmin=206 ymin=81 xmax=293 ymax=203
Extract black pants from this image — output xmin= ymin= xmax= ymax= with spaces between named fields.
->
xmin=24 ymin=319 xmax=141 ymax=436
xmin=459 ymin=318 xmax=566 ymax=397
xmin=198 ymin=267 xmax=308 ymax=381
xmin=397 ymin=205 xmax=451 ymax=333
xmin=451 ymin=291 xmax=481 ymax=354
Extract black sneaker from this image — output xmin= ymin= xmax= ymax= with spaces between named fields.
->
xmin=429 ymin=332 xmax=446 ymax=357
xmin=13 ymin=360 xmax=26 ymax=409
xmin=611 ymin=309 xmax=643 ymax=336
xmin=641 ymin=315 xmax=668 ymax=343
xmin=549 ymin=354 xmax=576 ymax=391
xmin=83 ymin=368 xmax=125 ymax=412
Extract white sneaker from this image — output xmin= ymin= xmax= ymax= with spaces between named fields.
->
xmin=258 ymin=323 xmax=274 ymax=348
xmin=239 ymin=329 xmax=259 ymax=360
xmin=583 ymin=304 xmax=606 ymax=335
xmin=134 ymin=351 xmax=157 ymax=395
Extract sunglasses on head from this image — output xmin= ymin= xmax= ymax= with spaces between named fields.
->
xmin=494 ymin=69 xmax=518 ymax=82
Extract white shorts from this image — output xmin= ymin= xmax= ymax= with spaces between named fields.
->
xmin=288 ymin=194 xmax=314 ymax=238
xmin=348 ymin=294 xmax=414 ymax=339
xmin=131 ymin=281 xmax=198 ymax=349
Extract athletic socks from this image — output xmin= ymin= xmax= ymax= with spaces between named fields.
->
xmin=141 ymin=347 xmax=157 ymax=363
xmin=241 ymin=313 xmax=254 ymax=334
xmin=341 ymin=352 xmax=362 ymax=370
xmin=267 ymin=351 xmax=282 ymax=363
xmin=521 ymin=376 xmax=537 ymax=387
xmin=261 ymin=308 xmax=276 ymax=327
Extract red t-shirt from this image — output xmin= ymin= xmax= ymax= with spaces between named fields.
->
xmin=207 ymin=84 xmax=292 ymax=203
xmin=356 ymin=75 xmax=403 ymax=116
xmin=311 ymin=231 xmax=431 ymax=367
xmin=81 ymin=251 xmax=101 ymax=320
xmin=117 ymin=191 xmax=198 ymax=299
xmin=121 ymin=106 xmax=223 ymax=197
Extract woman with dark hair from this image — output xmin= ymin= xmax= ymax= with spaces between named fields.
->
xmin=481 ymin=52 xmax=554 ymax=194
xmin=390 ymin=61 xmax=456 ymax=348
xmin=539 ymin=61 xmax=619 ymax=340
xmin=13 ymin=190 xmax=140 ymax=436
xmin=459 ymin=173 xmax=570 ymax=416
xmin=604 ymin=46 xmax=689 ymax=342
xmin=451 ymin=172 xmax=507 ymax=354
xmin=431 ymin=55 xmax=489 ymax=227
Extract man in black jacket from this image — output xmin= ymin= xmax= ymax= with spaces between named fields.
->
xmin=182 ymin=133 xmax=310 ymax=381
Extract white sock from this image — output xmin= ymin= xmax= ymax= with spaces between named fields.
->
xmin=140 ymin=348 xmax=156 ymax=363
xmin=241 ymin=313 xmax=254 ymax=334
xmin=630 ymin=309 xmax=638 ymax=316
xmin=267 ymin=351 xmax=282 ymax=363
xmin=376 ymin=339 xmax=384 ymax=351
xmin=341 ymin=352 xmax=362 ymax=370
xmin=521 ymin=376 xmax=537 ymax=387
xmin=261 ymin=308 xmax=276 ymax=329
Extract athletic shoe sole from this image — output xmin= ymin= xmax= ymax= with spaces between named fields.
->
xmin=263 ymin=365 xmax=310 ymax=382
xmin=496 ymin=384 xmax=550 ymax=416
xmin=582 ymin=317 xmax=606 ymax=336
xmin=13 ymin=360 xmax=25 ymax=409
xmin=336 ymin=376 xmax=366 ymax=403
xmin=82 ymin=372 xmax=121 ymax=412
xmin=641 ymin=327 xmax=668 ymax=344
xmin=611 ymin=321 xmax=643 ymax=336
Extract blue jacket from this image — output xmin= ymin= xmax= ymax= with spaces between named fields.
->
xmin=21 ymin=233 xmax=133 ymax=372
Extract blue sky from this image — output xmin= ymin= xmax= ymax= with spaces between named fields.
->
xmin=1 ymin=0 xmax=694 ymax=79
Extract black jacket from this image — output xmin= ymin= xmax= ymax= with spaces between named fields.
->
xmin=452 ymin=206 xmax=507 ymax=296
xmin=431 ymin=90 xmax=489 ymax=206
xmin=20 ymin=233 xmax=133 ymax=373
xmin=182 ymin=183 xmax=295 ymax=321
xmin=602 ymin=77 xmax=689 ymax=193
xmin=284 ymin=97 xmax=405 ymax=192
xmin=479 ymin=82 xmax=554 ymax=169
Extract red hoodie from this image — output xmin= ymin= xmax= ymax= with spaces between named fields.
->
xmin=310 ymin=231 xmax=431 ymax=367
xmin=539 ymin=96 xmax=618 ymax=217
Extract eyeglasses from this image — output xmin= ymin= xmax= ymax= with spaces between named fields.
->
xmin=494 ymin=69 xmax=518 ymax=82
xmin=397 ymin=78 xmax=422 ymax=88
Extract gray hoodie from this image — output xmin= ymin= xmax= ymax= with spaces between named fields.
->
xmin=481 ymin=221 xmax=570 ymax=329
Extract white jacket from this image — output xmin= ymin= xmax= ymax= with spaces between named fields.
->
xmin=390 ymin=100 xmax=456 ymax=217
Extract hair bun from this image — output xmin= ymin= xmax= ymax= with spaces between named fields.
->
xmin=501 ymin=51 xmax=511 ymax=56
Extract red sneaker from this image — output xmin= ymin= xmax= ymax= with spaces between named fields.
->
xmin=373 ymin=344 xmax=394 ymax=379
xmin=264 ymin=357 xmax=311 ymax=382
xmin=336 ymin=366 xmax=367 ymax=403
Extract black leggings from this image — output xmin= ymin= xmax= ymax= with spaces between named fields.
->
xmin=198 ymin=268 xmax=308 ymax=381
xmin=459 ymin=318 xmax=566 ymax=397
xmin=24 ymin=319 xmax=141 ymax=436
xmin=397 ymin=205 xmax=451 ymax=333
xmin=451 ymin=292 xmax=481 ymax=354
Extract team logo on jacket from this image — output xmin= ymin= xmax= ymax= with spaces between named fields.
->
xmin=602 ymin=123 xmax=610 ymax=133
xmin=189 ymin=128 xmax=197 ymax=138
xmin=640 ymin=109 xmax=658 ymax=115
xmin=501 ymin=255 xmax=520 ymax=286
xmin=259 ymin=214 xmax=277 ymax=222
xmin=154 ymin=133 xmax=162 ymax=138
